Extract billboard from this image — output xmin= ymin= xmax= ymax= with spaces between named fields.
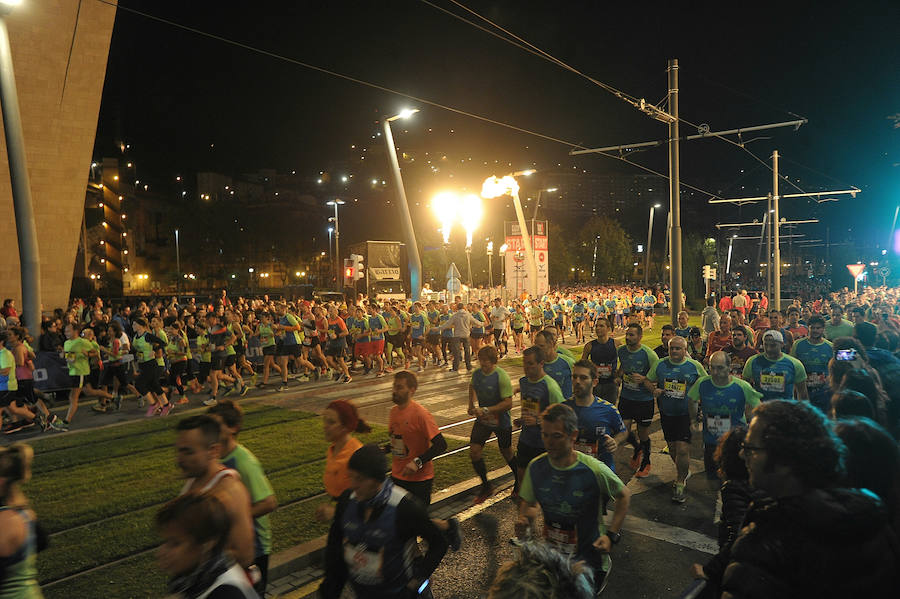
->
xmin=504 ymin=220 xmax=549 ymax=298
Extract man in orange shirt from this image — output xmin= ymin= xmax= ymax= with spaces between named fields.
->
xmin=387 ymin=370 xmax=462 ymax=550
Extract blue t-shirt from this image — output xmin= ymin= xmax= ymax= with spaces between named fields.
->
xmin=542 ymin=308 xmax=556 ymax=326
xmin=439 ymin=313 xmax=452 ymax=338
xmin=519 ymin=374 xmax=565 ymax=448
xmin=617 ymin=344 xmax=659 ymax=402
xmin=675 ymin=327 xmax=692 ymax=338
xmin=470 ymin=367 xmax=513 ymax=429
xmin=520 ymin=452 xmax=624 ymax=570
xmin=573 ymin=304 xmax=587 ymax=321
xmin=688 ymin=376 xmax=762 ymax=446
xmin=409 ymin=313 xmax=427 ymax=339
xmin=367 ymin=314 xmax=387 ymax=341
xmin=790 ymin=338 xmax=833 ymax=412
xmin=543 ymin=353 xmax=575 ymax=399
xmin=648 ymin=357 xmax=707 ymax=416
xmin=564 ymin=397 xmax=626 ymax=471
xmin=742 ymin=353 xmax=807 ymax=402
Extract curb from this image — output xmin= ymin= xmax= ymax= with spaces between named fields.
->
xmin=267 ymin=466 xmax=515 ymax=586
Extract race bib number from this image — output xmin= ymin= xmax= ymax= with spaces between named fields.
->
xmin=521 ymin=398 xmax=540 ymax=418
xmin=806 ymin=372 xmax=826 ymax=389
xmin=390 ymin=434 xmax=407 ymax=457
xmin=760 ymin=372 xmax=785 ymax=393
xmin=663 ymin=379 xmax=687 ymax=399
xmin=597 ymin=364 xmax=612 ymax=378
xmin=344 ymin=542 xmax=384 ymax=585
xmin=574 ymin=438 xmax=598 ymax=457
xmin=706 ymin=414 xmax=732 ymax=437
xmin=623 ymin=373 xmax=639 ymax=391
xmin=544 ymin=522 xmax=577 ymax=555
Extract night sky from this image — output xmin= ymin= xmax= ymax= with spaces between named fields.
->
xmin=94 ymin=0 xmax=900 ymax=256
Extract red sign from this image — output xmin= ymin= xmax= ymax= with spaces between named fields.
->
xmin=846 ymin=264 xmax=865 ymax=278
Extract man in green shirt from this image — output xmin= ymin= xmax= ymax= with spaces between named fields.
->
xmin=63 ymin=323 xmax=96 ymax=426
xmin=824 ymin=304 xmax=855 ymax=341
xmin=208 ymin=400 xmax=277 ymax=595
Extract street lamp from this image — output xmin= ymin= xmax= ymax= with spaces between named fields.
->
xmin=383 ymin=108 xmax=423 ymax=300
xmin=175 ymin=228 xmax=181 ymax=298
xmin=644 ymin=203 xmax=661 ymax=286
xmin=0 ymin=0 xmax=41 ymax=334
xmin=499 ymin=243 xmax=508 ymax=301
xmin=326 ymin=199 xmax=345 ymax=291
xmin=486 ymin=241 xmax=494 ymax=289
xmin=532 ymin=187 xmax=558 ymax=219
xmin=482 ymin=171 xmax=539 ymax=297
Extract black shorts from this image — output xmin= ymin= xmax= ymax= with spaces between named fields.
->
xmin=0 ymin=390 xmax=14 ymax=407
xmin=386 ymin=333 xmax=404 ymax=348
xmin=278 ymin=344 xmax=301 ymax=358
xmin=516 ymin=441 xmax=545 ymax=470
xmin=306 ymin=336 xmax=320 ymax=348
xmin=88 ymin=368 xmax=103 ymax=388
xmin=470 ymin=331 xmax=484 ymax=339
xmin=471 ymin=420 xmax=512 ymax=449
xmin=426 ymin=333 xmax=440 ymax=345
xmin=618 ymin=397 xmax=654 ymax=427
xmin=15 ymin=380 xmax=35 ymax=407
xmin=325 ymin=344 xmax=346 ymax=358
xmin=392 ymin=477 xmax=434 ymax=507
xmin=660 ymin=413 xmax=692 ymax=443
xmin=211 ymin=354 xmax=226 ymax=371
xmin=412 ymin=337 xmax=425 ymax=347
xmin=262 ymin=345 xmax=276 ymax=356
xmin=225 ymin=354 xmax=237 ymax=368
xmin=198 ymin=362 xmax=211 ymax=383
xmin=234 ymin=343 xmax=245 ymax=356
xmin=493 ymin=329 xmax=504 ymax=339
xmin=135 ymin=362 xmax=163 ymax=395
xmin=513 ymin=327 xmax=524 ymax=335
xmin=69 ymin=374 xmax=85 ymax=389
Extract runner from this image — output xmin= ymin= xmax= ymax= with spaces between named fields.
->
xmin=467 ymin=346 xmax=516 ymax=504
xmin=647 ymin=336 xmax=707 ymax=502
xmin=409 ymin=302 xmax=428 ymax=372
xmin=514 ymin=346 xmax=565 ymax=495
xmin=534 ymin=330 xmax=574 ymax=399
xmin=62 ymin=323 xmax=102 ymax=425
xmin=721 ymin=326 xmax=758 ymax=378
xmin=204 ymin=313 xmax=236 ymax=405
xmin=274 ymin=302 xmax=304 ymax=392
xmin=789 ymin=315 xmax=833 ymax=413
xmin=582 ymin=317 xmax=619 ymax=405
xmin=687 ymin=351 xmax=761 ymax=477
xmin=324 ymin=305 xmax=351 ymax=383
xmin=255 ymin=312 xmax=281 ymax=388
xmin=516 ymin=404 xmax=631 ymax=596
xmin=565 ymin=360 xmax=627 ymax=472
xmin=490 ymin=298 xmax=509 ymax=356
xmin=743 ymin=330 xmax=808 ymax=402
xmin=0 ymin=443 xmax=44 ymax=598
xmin=366 ymin=304 xmax=388 ymax=377
xmin=616 ymin=323 xmax=659 ymax=478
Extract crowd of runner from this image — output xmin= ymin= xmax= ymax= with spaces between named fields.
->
xmin=1 ymin=283 xmax=899 ymax=598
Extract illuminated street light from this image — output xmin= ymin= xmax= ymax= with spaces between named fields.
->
xmin=383 ymin=108 xmax=423 ymax=299
xmin=326 ymin=199 xmax=345 ymax=291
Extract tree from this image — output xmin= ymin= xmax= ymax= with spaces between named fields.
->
xmin=571 ymin=216 xmax=633 ymax=283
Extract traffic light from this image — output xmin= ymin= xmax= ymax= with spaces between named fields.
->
xmin=702 ymin=265 xmax=711 ymax=279
xmin=343 ymin=258 xmax=354 ymax=287
xmin=351 ymin=254 xmax=365 ymax=280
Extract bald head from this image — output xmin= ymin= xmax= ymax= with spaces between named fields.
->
xmin=709 ymin=351 xmax=730 ymax=384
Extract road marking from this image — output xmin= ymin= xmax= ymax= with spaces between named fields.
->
xmin=622 ymin=516 xmax=718 ymax=554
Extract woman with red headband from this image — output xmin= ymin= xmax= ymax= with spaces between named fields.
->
xmin=316 ymin=400 xmax=371 ymax=521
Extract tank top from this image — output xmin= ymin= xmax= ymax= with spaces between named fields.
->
xmin=0 ymin=506 xmax=43 ymax=599
xmin=178 ymin=468 xmax=240 ymax=496
xmin=588 ymin=337 xmax=617 ymax=382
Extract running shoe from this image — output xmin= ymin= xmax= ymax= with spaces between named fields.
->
xmin=137 ymin=396 xmax=145 ymax=408
xmin=375 ymin=371 xmax=385 ymax=378
xmin=114 ymin=395 xmax=122 ymax=410
xmin=384 ymin=366 xmax=394 ymax=373
xmin=629 ymin=448 xmax=643 ymax=471
xmin=343 ymin=375 xmax=352 ymax=384
xmin=446 ymin=517 xmax=462 ymax=552
xmin=2 ymin=421 xmax=24 ymax=435
xmin=473 ymin=483 xmax=494 ymax=505
xmin=159 ymin=404 xmax=173 ymax=417
xmin=239 ymin=385 xmax=249 ymax=397
xmin=256 ymin=382 xmax=266 ymax=388
xmin=277 ymin=385 xmax=289 ymax=392
xmin=311 ymin=370 xmax=320 ymax=382
xmin=250 ymin=374 xmax=258 ymax=387
xmin=417 ymin=366 xmax=424 ymax=372
xmin=177 ymin=396 xmax=190 ymax=404
xmin=671 ymin=482 xmax=686 ymax=503
xmin=145 ymin=403 xmax=159 ymax=417
xmin=297 ymin=375 xmax=310 ymax=382
xmin=222 ymin=386 xmax=234 ymax=397
xmin=48 ymin=418 xmax=68 ymax=432
xmin=202 ymin=397 xmax=218 ymax=407
xmin=635 ymin=462 xmax=652 ymax=478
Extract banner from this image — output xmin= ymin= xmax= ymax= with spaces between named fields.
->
xmin=504 ymin=220 xmax=549 ymax=298
xmin=33 ymin=352 xmax=72 ymax=391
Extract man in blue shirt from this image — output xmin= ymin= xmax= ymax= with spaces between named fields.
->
xmin=565 ymin=360 xmax=627 ymax=472
xmin=743 ymin=330 xmax=808 ymax=402
xmin=616 ymin=323 xmax=659 ymax=477
xmin=534 ymin=330 xmax=574 ymax=399
xmin=517 ymin=404 xmax=631 ymax=596
xmin=789 ymin=315 xmax=833 ymax=413
xmin=647 ymin=336 xmax=707 ymax=502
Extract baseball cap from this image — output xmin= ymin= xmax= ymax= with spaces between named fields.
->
xmin=762 ymin=330 xmax=784 ymax=343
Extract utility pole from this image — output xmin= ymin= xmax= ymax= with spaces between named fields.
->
xmin=766 ymin=194 xmax=772 ymax=298
xmin=667 ymin=59 xmax=683 ymax=323
xmin=772 ymin=150 xmax=781 ymax=309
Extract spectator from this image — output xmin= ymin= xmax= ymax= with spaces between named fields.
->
xmin=0 ymin=299 xmax=17 ymax=319
xmin=831 ymin=389 xmax=876 ymax=421
xmin=488 ymin=541 xmax=594 ymax=599
xmin=701 ymin=297 xmax=719 ymax=336
xmin=0 ymin=443 xmax=46 ymax=598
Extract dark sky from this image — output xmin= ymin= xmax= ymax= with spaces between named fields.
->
xmin=94 ymin=0 xmax=900 ymax=250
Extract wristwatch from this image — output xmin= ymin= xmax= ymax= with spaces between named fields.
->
xmin=413 ymin=457 xmax=424 ymax=470
xmin=606 ymin=531 xmax=622 ymax=545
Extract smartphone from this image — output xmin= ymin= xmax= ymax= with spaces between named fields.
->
xmin=836 ymin=348 xmax=858 ymax=361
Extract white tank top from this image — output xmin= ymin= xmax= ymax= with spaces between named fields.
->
xmin=196 ymin=563 xmax=257 ymax=599
xmin=179 ymin=468 xmax=240 ymax=496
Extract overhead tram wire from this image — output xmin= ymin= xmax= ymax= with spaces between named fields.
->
xmin=433 ymin=0 xmax=810 ymax=195
xmin=91 ymin=0 xmax=724 ymax=201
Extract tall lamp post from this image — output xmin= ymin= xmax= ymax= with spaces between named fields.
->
xmin=175 ymin=228 xmax=181 ymax=297
xmin=383 ymin=108 xmax=423 ymax=300
xmin=482 ymin=171 xmax=538 ymax=298
xmin=499 ymin=243 xmax=508 ymax=302
xmin=486 ymin=241 xmax=494 ymax=290
xmin=0 ymin=0 xmax=41 ymax=333
xmin=644 ymin=203 xmax=661 ymax=286
xmin=326 ymin=199 xmax=344 ymax=291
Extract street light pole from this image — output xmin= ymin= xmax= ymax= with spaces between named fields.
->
xmin=327 ymin=200 xmax=344 ymax=291
xmin=487 ymin=241 xmax=494 ymax=290
xmin=772 ymin=150 xmax=781 ymax=310
xmin=383 ymin=109 xmax=423 ymax=300
xmin=0 ymin=7 xmax=41 ymax=333
xmin=645 ymin=203 xmax=660 ymax=287
xmin=175 ymin=228 xmax=181 ymax=298
xmin=667 ymin=58 xmax=683 ymax=324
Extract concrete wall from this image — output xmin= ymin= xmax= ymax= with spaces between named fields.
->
xmin=0 ymin=0 xmax=116 ymax=312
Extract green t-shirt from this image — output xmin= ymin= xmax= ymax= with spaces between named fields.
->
xmin=824 ymin=318 xmax=855 ymax=341
xmin=196 ymin=332 xmax=212 ymax=363
xmin=258 ymin=324 xmax=276 ymax=348
xmin=0 ymin=347 xmax=17 ymax=392
xmin=64 ymin=337 xmax=93 ymax=376
xmin=154 ymin=330 xmax=168 ymax=366
xmin=221 ymin=444 xmax=275 ymax=556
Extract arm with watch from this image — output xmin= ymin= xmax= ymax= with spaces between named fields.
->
xmin=401 ymin=433 xmax=448 ymax=476
xmin=594 ymin=483 xmax=631 ymax=552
